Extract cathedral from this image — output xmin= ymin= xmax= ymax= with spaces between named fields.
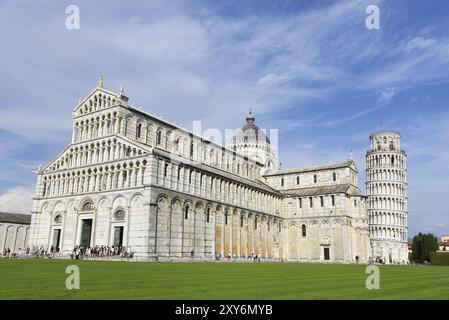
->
xmin=28 ymin=79 xmax=408 ymax=263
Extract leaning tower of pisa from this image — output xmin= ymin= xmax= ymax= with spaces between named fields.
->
xmin=366 ymin=131 xmax=408 ymax=263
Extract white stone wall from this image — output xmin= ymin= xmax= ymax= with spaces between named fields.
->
xmin=0 ymin=222 xmax=30 ymax=254
xmin=264 ymin=164 xmax=358 ymax=191
xmin=29 ymin=188 xmax=154 ymax=258
xmin=284 ymin=194 xmax=369 ymax=263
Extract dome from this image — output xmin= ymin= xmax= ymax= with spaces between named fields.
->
xmin=232 ymin=110 xmax=270 ymax=145
xmin=228 ymin=109 xmax=278 ymax=173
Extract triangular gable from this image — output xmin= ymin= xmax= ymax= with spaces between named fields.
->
xmin=348 ymin=159 xmax=358 ymax=172
xmin=41 ymin=134 xmax=151 ymax=174
xmin=73 ymin=86 xmax=128 ymax=116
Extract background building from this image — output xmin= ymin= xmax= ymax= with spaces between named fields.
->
xmin=366 ymin=131 xmax=408 ymax=263
xmin=0 ymin=212 xmax=31 ymax=254
xmin=263 ymin=161 xmax=370 ymax=262
xmin=438 ymin=235 xmax=449 ymax=252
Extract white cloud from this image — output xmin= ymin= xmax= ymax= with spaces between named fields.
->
xmin=0 ymin=186 xmax=34 ymax=214
xmin=2 ymin=0 xmax=448 ymax=146
xmin=402 ymin=37 xmax=438 ymax=53
xmin=377 ymin=87 xmax=397 ymax=105
xmin=0 ymin=0 xmax=377 ymax=141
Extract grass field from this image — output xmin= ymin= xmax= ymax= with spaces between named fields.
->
xmin=0 ymin=259 xmax=448 ymax=299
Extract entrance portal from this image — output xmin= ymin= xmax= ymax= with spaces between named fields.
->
xmin=323 ymin=247 xmax=330 ymax=260
xmin=113 ymin=226 xmax=124 ymax=247
xmin=52 ymin=229 xmax=61 ymax=249
xmin=80 ymin=219 xmax=93 ymax=247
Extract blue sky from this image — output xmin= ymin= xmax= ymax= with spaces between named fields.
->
xmin=0 ymin=0 xmax=448 ymax=237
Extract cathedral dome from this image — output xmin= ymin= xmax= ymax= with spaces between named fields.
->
xmin=228 ymin=110 xmax=278 ymax=174
xmin=232 ymin=110 xmax=270 ymax=145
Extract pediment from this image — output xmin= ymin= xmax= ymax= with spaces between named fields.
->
xmin=41 ymin=134 xmax=151 ymax=174
xmin=348 ymin=159 xmax=358 ymax=172
xmin=73 ymin=86 xmax=128 ymax=117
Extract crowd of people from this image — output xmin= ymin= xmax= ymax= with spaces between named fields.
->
xmin=368 ymin=256 xmax=409 ymax=265
xmin=71 ymin=245 xmax=127 ymax=260
xmin=1 ymin=245 xmax=129 ymax=260
xmin=26 ymin=245 xmax=60 ymax=258
xmin=214 ymin=252 xmax=263 ymax=262
xmin=2 ymin=247 xmax=31 ymax=258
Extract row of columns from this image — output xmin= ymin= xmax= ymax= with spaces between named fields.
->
xmin=366 ymin=169 xmax=406 ymax=182
xmin=366 ymin=182 xmax=406 ymax=196
xmin=367 ymin=153 xmax=406 ymax=169
xmin=369 ymin=227 xmax=407 ymax=242
xmin=153 ymin=197 xmax=282 ymax=260
xmin=51 ymin=140 xmax=140 ymax=172
xmin=74 ymin=116 xmax=121 ymax=143
xmin=367 ymin=197 xmax=406 ymax=211
xmin=216 ymin=211 xmax=280 ymax=259
xmin=154 ymin=159 xmax=278 ymax=215
xmin=369 ymin=212 xmax=407 ymax=226
xmin=42 ymin=165 xmax=146 ymax=197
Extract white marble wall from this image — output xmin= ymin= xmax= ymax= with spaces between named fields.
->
xmin=0 ymin=223 xmax=30 ymax=253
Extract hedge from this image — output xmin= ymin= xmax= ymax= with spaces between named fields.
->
xmin=430 ymin=252 xmax=449 ymax=266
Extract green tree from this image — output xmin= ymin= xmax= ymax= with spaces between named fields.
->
xmin=412 ymin=235 xmax=420 ymax=260
xmin=411 ymin=232 xmax=439 ymax=260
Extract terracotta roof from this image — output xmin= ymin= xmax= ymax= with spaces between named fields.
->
xmin=0 ymin=212 xmax=31 ymax=225
xmin=152 ymin=148 xmax=281 ymax=196
xmin=280 ymin=184 xmax=363 ymax=197
xmin=263 ymin=160 xmax=355 ymax=176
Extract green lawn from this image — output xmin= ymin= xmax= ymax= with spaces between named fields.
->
xmin=0 ymin=259 xmax=448 ymax=299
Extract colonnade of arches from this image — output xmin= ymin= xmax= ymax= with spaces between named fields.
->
xmin=366 ymin=182 xmax=406 ymax=197
xmin=77 ymin=92 xmax=117 ymax=115
xmin=155 ymin=194 xmax=283 ymax=259
xmin=368 ymin=211 xmax=406 ymax=226
xmin=140 ymin=123 xmax=260 ymax=180
xmin=73 ymin=111 xmax=122 ymax=143
xmin=366 ymin=168 xmax=406 ymax=182
xmin=369 ymin=226 xmax=407 ymax=242
xmin=41 ymin=159 xmax=147 ymax=198
xmin=46 ymin=138 xmax=144 ymax=172
xmin=367 ymin=196 xmax=406 ymax=211
xmin=153 ymin=158 xmax=280 ymax=215
xmin=366 ymin=153 xmax=406 ymax=169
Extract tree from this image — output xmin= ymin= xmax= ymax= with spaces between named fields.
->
xmin=412 ymin=235 xmax=420 ymax=260
xmin=412 ymin=232 xmax=439 ymax=261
